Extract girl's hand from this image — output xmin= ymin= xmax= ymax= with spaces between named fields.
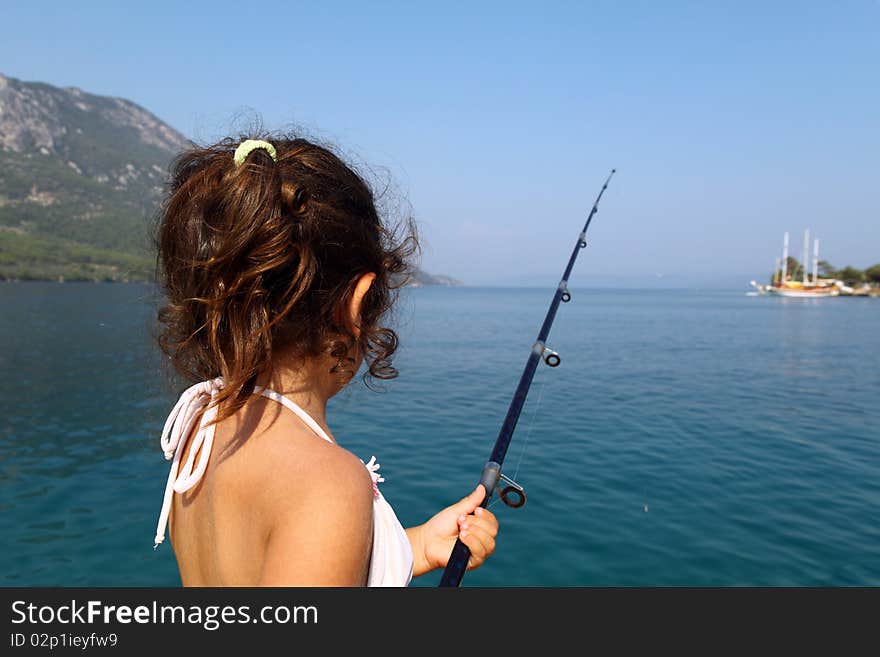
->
xmin=409 ymin=485 xmax=500 ymax=577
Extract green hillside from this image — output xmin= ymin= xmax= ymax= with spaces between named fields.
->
xmin=0 ymin=72 xmax=188 ymax=281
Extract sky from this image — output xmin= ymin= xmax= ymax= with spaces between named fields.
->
xmin=2 ymin=1 xmax=878 ymax=287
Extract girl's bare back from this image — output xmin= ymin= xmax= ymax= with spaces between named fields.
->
xmin=168 ymin=396 xmax=372 ymax=586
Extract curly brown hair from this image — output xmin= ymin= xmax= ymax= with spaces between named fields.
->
xmin=151 ymin=132 xmax=418 ymax=425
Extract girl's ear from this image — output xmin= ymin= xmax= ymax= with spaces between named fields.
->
xmin=349 ymin=272 xmax=377 ymax=337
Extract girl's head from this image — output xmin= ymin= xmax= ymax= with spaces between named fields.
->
xmin=153 ymin=133 xmax=418 ymax=423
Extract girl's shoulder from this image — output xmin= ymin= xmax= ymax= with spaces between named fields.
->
xmin=232 ymin=415 xmax=374 ymax=518
xmin=245 ymin=421 xmax=376 ymax=584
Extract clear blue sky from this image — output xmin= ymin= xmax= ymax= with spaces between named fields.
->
xmin=3 ymin=1 xmax=878 ymax=286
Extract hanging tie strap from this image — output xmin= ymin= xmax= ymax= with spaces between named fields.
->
xmin=153 ymin=377 xmax=224 ymax=549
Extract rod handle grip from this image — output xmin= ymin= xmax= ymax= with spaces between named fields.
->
xmin=438 ymin=538 xmax=471 ymax=587
xmin=438 ymin=462 xmax=499 ymax=587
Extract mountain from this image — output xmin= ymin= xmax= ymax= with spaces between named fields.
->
xmin=408 ymin=270 xmax=462 ymax=287
xmin=0 ymin=72 xmax=191 ymax=281
xmin=0 ymin=73 xmax=460 ymax=286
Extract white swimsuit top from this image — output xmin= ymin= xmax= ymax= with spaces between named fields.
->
xmin=152 ymin=377 xmax=414 ymax=587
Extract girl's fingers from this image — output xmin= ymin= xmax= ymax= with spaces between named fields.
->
xmin=475 ymin=514 xmax=499 ymax=537
xmin=459 ymin=513 xmax=499 ymax=539
xmin=460 ymin=523 xmax=495 ymax=559
xmin=454 ymin=501 xmax=499 ymax=571
xmin=469 ymin=524 xmax=496 ymax=555
xmin=474 ymin=506 xmax=499 ymax=532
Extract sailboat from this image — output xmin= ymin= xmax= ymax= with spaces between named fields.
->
xmin=750 ymin=230 xmax=841 ymax=297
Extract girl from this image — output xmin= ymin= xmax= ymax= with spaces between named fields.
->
xmin=151 ymin=135 xmax=498 ymax=586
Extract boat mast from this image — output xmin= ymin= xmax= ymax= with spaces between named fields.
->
xmin=781 ymin=232 xmax=789 ymax=284
xmin=802 ymin=229 xmax=810 ymax=285
xmin=813 ymin=239 xmax=819 ymax=283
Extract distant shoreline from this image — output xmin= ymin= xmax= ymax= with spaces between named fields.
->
xmin=6 ymin=279 xmax=877 ymax=295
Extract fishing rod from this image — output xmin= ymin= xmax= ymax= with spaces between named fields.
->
xmin=439 ymin=169 xmax=616 ymax=587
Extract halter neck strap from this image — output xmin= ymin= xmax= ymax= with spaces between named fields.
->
xmin=152 ymin=378 xmax=333 ymax=549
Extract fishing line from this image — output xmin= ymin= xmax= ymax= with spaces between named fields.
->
xmin=509 ymin=268 xmax=578 ymax=487
xmin=511 ymin=354 xmax=548 ymax=482
xmin=493 ymin=305 xmax=559 ymax=506
xmin=487 ymin=372 xmax=546 ymax=510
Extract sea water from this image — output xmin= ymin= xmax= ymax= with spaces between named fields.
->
xmin=1 ymin=283 xmax=878 ymax=586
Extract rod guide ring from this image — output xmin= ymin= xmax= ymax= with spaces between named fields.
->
xmin=497 ymin=474 xmax=526 ymax=508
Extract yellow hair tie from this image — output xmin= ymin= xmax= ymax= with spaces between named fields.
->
xmin=233 ymin=139 xmax=277 ymax=167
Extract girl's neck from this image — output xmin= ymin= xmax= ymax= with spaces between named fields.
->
xmin=252 ymin=356 xmax=342 ymax=433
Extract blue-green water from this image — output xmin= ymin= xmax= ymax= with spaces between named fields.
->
xmin=1 ymin=283 xmax=878 ymax=586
